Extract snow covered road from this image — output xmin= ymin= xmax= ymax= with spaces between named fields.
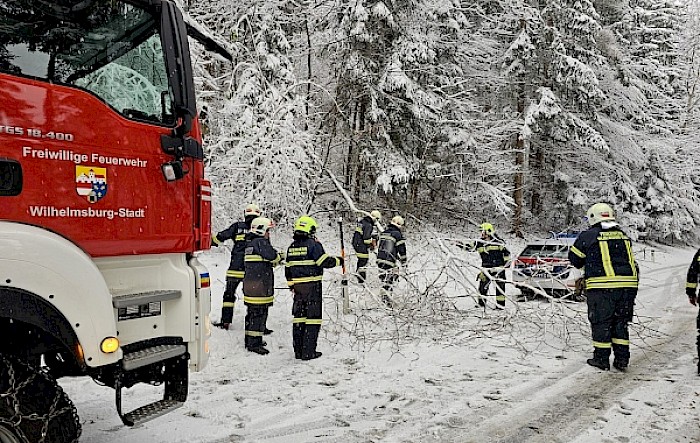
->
xmin=64 ymin=246 xmax=700 ymax=442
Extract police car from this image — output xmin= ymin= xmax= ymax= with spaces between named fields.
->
xmin=511 ymin=233 xmax=584 ymax=300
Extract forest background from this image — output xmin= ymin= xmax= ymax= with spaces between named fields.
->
xmin=183 ymin=0 xmax=700 ymax=241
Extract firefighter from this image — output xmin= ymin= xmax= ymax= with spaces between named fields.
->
xmin=568 ymin=203 xmax=638 ymax=371
xmin=285 ymin=215 xmax=342 ymax=360
xmin=685 ymin=248 xmax=700 ymax=375
xmin=211 ymin=203 xmax=261 ymax=329
xmin=377 ymin=216 xmax=407 ymax=307
xmin=352 ymin=210 xmax=381 ymax=283
xmin=459 ymin=223 xmax=510 ymax=307
xmin=243 ymin=217 xmax=283 ymax=355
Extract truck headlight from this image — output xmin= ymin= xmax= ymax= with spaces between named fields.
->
xmin=100 ymin=337 xmax=120 ymax=354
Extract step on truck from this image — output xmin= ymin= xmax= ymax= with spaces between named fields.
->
xmin=0 ymin=0 xmax=227 ymax=441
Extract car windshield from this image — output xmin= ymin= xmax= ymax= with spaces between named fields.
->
xmin=520 ymin=244 xmax=569 ymax=260
xmin=0 ymin=0 xmax=174 ymax=124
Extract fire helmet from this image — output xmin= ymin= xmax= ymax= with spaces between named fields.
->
xmin=245 ymin=203 xmax=261 ymax=217
xmin=294 ymin=215 xmax=318 ymax=235
xmin=250 ymin=217 xmax=274 ymax=236
xmin=586 ymin=203 xmax=615 ymax=226
xmin=391 ymin=215 xmax=405 ymax=228
xmin=480 ymin=222 xmax=495 ymax=235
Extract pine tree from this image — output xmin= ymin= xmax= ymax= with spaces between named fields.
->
xmin=186 ymin=0 xmax=315 ymax=224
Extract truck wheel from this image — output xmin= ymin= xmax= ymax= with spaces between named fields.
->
xmin=0 ymin=355 xmax=81 ymax=443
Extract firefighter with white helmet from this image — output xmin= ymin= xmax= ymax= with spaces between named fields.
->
xmin=569 ymin=203 xmax=638 ymax=371
xmin=458 ymin=222 xmax=510 ymax=307
xmin=377 ymin=215 xmax=407 ymax=307
xmin=211 ymin=203 xmax=262 ymax=329
xmin=352 ymin=210 xmax=382 ymax=283
xmin=243 ymin=217 xmax=282 ymax=355
xmin=285 ymin=215 xmax=343 ymax=360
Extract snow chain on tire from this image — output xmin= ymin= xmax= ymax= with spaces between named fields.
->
xmin=0 ymin=355 xmax=81 ymax=443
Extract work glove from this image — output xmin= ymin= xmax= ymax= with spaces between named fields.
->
xmin=687 ymin=287 xmax=697 ymax=306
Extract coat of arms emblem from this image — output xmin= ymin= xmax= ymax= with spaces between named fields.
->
xmin=76 ymin=165 xmax=108 ymax=203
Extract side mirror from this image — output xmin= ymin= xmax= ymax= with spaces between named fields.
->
xmin=161 ymin=1 xmax=196 ymax=135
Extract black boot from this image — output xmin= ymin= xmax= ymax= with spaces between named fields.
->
xmin=587 ymin=357 xmax=610 ymax=371
xmin=301 ymin=351 xmax=322 ymax=361
xmin=382 ymin=295 xmax=394 ymax=308
xmin=613 ymin=359 xmax=628 ymax=371
xmin=247 ymin=346 xmax=269 ymax=355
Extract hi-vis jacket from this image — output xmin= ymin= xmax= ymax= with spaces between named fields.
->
xmin=352 ymin=216 xmax=375 ymax=258
xmin=243 ymin=235 xmax=282 ymax=305
xmin=377 ymin=225 xmax=406 ymax=269
xmin=212 ymin=220 xmax=250 ymax=279
xmin=460 ymin=236 xmax=510 ymax=268
xmin=568 ymin=224 xmax=638 ymax=291
xmin=686 ymin=249 xmax=700 ymax=295
xmin=285 ymin=236 xmax=341 ymax=287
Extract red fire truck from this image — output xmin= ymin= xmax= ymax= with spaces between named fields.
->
xmin=0 ymin=0 xmax=226 ymax=441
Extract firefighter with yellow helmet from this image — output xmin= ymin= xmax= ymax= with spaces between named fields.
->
xmin=568 ymin=203 xmax=638 ymax=371
xmin=458 ymin=222 xmax=510 ymax=307
xmin=285 ymin=215 xmax=343 ymax=360
xmin=211 ymin=203 xmax=262 ymax=329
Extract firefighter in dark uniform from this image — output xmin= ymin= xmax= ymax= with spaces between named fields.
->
xmin=285 ymin=216 xmax=342 ymax=360
xmin=352 ymin=210 xmax=381 ymax=283
xmin=685 ymin=248 xmax=700 ymax=374
xmin=243 ymin=217 xmax=282 ymax=355
xmin=569 ymin=203 xmax=638 ymax=371
xmin=459 ymin=223 xmax=510 ymax=307
xmin=377 ymin=216 xmax=407 ymax=307
xmin=211 ymin=203 xmax=261 ymax=329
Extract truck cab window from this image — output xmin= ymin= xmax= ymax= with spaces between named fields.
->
xmin=0 ymin=1 xmax=175 ymax=125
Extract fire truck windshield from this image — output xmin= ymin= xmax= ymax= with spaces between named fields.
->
xmin=0 ymin=0 xmax=176 ymax=125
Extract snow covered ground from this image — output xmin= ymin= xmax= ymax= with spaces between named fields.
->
xmin=63 ymin=239 xmax=700 ymax=442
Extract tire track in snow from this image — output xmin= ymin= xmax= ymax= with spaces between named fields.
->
xmin=447 ymin=300 xmax=696 ymax=442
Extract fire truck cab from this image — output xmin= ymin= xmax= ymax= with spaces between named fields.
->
xmin=0 ymin=0 xmax=222 ymax=440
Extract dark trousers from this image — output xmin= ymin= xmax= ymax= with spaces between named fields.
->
xmin=244 ymin=304 xmax=269 ymax=349
xmin=379 ymin=265 xmax=399 ymax=293
xmin=478 ymin=269 xmax=506 ymax=306
xmin=696 ymin=310 xmax=700 ymax=365
xmin=356 ymin=256 xmax=369 ymax=282
xmin=221 ymin=277 xmax=241 ymax=324
xmin=292 ymin=282 xmax=323 ymax=358
xmin=587 ymin=289 xmax=636 ymax=362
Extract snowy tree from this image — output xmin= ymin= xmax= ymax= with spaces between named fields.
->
xmin=186 ymin=1 xmax=315 ymax=226
xmin=323 ymin=0 xmax=479 ymax=213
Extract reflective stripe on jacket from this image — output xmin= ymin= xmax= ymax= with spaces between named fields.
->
xmin=285 ymin=235 xmax=340 ymax=286
xmin=243 ymin=236 xmax=282 ymax=305
xmin=377 ymin=225 xmax=406 ymax=269
xmin=352 ymin=216 xmax=374 ymax=254
xmin=568 ymin=224 xmax=638 ymax=290
xmin=460 ymin=236 xmax=510 ymax=268
xmin=212 ymin=216 xmax=255 ymax=276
